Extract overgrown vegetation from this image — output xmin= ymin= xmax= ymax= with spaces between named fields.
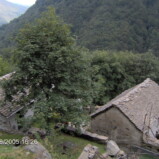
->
xmin=3 ymin=8 xmax=93 ymax=128
xmin=0 ymin=56 xmax=12 ymax=76
xmin=0 ymin=132 xmax=23 ymax=140
xmin=3 ymin=7 xmax=159 ymax=129
xmin=0 ymin=145 xmax=35 ymax=159
xmin=1 ymin=0 xmax=159 ymax=56
xmin=91 ymin=51 xmax=159 ymax=105
xmin=0 ymin=132 xmax=157 ymax=159
xmin=41 ymin=133 xmax=105 ymax=159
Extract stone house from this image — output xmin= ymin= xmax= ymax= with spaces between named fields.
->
xmin=91 ymin=78 xmax=159 ymax=145
xmin=0 ymin=105 xmax=23 ymax=131
xmin=0 ymin=73 xmax=23 ymax=131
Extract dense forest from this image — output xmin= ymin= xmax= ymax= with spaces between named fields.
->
xmin=1 ymin=1 xmax=159 ymax=158
xmin=1 ymin=0 xmax=159 ymax=107
xmin=0 ymin=0 xmax=159 ymax=57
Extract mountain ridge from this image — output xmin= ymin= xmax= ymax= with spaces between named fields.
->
xmin=0 ymin=0 xmax=159 ymax=56
xmin=0 ymin=0 xmax=28 ymax=26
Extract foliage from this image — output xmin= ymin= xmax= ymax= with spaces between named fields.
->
xmin=0 ymin=131 xmax=23 ymax=140
xmin=0 ymin=56 xmax=12 ymax=76
xmin=3 ymin=8 xmax=93 ymax=127
xmin=1 ymin=0 xmax=159 ymax=56
xmin=0 ymin=145 xmax=35 ymax=159
xmin=91 ymin=51 xmax=159 ymax=105
xmin=41 ymin=133 xmax=105 ymax=159
xmin=140 ymin=155 xmax=158 ymax=159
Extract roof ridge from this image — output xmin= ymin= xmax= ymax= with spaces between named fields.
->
xmin=91 ymin=78 xmax=157 ymax=117
xmin=0 ymin=72 xmax=15 ymax=81
xmin=113 ymin=78 xmax=154 ymax=106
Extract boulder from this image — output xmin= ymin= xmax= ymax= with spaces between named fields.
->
xmin=116 ymin=150 xmax=127 ymax=159
xmin=28 ymin=127 xmax=47 ymax=139
xmin=24 ymin=140 xmax=52 ymax=159
xmin=102 ymin=152 xmax=113 ymax=158
xmin=61 ymin=141 xmax=76 ymax=150
xmin=24 ymin=108 xmax=34 ymax=119
xmin=106 ymin=140 xmax=120 ymax=156
xmin=78 ymin=144 xmax=98 ymax=159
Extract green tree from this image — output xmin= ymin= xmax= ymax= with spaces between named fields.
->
xmin=91 ymin=51 xmax=159 ymax=105
xmin=0 ymin=56 xmax=11 ymax=76
xmin=3 ymin=8 xmax=93 ymax=128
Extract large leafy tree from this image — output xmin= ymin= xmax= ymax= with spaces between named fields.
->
xmin=0 ymin=56 xmax=11 ymax=76
xmin=3 ymin=8 xmax=93 ymax=127
xmin=91 ymin=51 xmax=159 ymax=105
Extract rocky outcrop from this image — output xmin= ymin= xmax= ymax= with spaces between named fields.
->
xmin=78 ymin=140 xmax=127 ymax=159
xmin=65 ymin=126 xmax=108 ymax=144
xmin=27 ymin=127 xmax=46 ymax=139
xmin=106 ymin=140 xmax=120 ymax=156
xmin=24 ymin=137 xmax=52 ymax=159
xmin=105 ymin=140 xmax=127 ymax=159
xmin=78 ymin=144 xmax=99 ymax=159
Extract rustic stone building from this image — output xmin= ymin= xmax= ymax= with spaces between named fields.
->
xmin=91 ymin=78 xmax=159 ymax=145
xmin=0 ymin=73 xmax=23 ymax=131
xmin=0 ymin=105 xmax=23 ymax=131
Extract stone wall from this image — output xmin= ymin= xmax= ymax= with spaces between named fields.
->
xmin=91 ymin=107 xmax=143 ymax=145
xmin=9 ymin=115 xmax=18 ymax=130
xmin=0 ymin=87 xmax=4 ymax=101
xmin=0 ymin=114 xmax=18 ymax=131
xmin=0 ymin=114 xmax=10 ymax=130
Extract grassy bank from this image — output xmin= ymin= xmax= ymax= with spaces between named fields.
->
xmin=0 ymin=131 xmax=158 ymax=159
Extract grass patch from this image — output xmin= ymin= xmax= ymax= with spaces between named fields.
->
xmin=0 ymin=131 xmax=34 ymax=159
xmin=41 ymin=133 xmax=159 ymax=159
xmin=0 ymin=131 xmax=158 ymax=159
xmin=0 ymin=132 xmax=23 ymax=140
xmin=140 ymin=154 xmax=158 ymax=159
xmin=0 ymin=145 xmax=35 ymax=159
xmin=41 ymin=132 xmax=105 ymax=159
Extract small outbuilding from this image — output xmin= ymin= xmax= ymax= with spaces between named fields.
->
xmin=0 ymin=105 xmax=23 ymax=131
xmin=91 ymin=78 xmax=159 ymax=145
xmin=0 ymin=73 xmax=23 ymax=131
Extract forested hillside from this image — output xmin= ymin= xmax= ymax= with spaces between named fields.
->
xmin=0 ymin=0 xmax=27 ymax=26
xmin=1 ymin=7 xmax=159 ymax=159
xmin=0 ymin=0 xmax=159 ymax=56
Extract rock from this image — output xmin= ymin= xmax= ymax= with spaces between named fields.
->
xmin=61 ymin=141 xmax=76 ymax=150
xmin=26 ymin=152 xmax=30 ymax=155
xmin=80 ymin=129 xmax=108 ymax=144
xmin=106 ymin=140 xmax=120 ymax=156
xmin=102 ymin=152 xmax=108 ymax=158
xmin=116 ymin=150 xmax=127 ymax=159
xmin=78 ymin=144 xmax=99 ymax=159
xmin=28 ymin=127 xmax=47 ymax=139
xmin=102 ymin=153 xmax=113 ymax=159
xmin=24 ymin=108 xmax=34 ymax=119
xmin=24 ymin=140 xmax=52 ymax=159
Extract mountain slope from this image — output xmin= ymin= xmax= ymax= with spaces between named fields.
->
xmin=0 ymin=0 xmax=159 ymax=56
xmin=0 ymin=0 xmax=27 ymax=26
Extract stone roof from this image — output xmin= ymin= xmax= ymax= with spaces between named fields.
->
xmin=91 ymin=78 xmax=159 ymax=132
xmin=0 ymin=73 xmax=15 ymax=101
xmin=0 ymin=72 xmax=23 ymax=118
xmin=0 ymin=72 xmax=14 ymax=81
xmin=0 ymin=104 xmax=23 ymax=118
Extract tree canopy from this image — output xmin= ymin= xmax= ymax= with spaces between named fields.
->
xmin=3 ymin=8 xmax=93 ymax=128
xmin=1 ymin=0 xmax=159 ymax=57
xmin=0 ymin=56 xmax=11 ymax=76
xmin=91 ymin=51 xmax=159 ymax=105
